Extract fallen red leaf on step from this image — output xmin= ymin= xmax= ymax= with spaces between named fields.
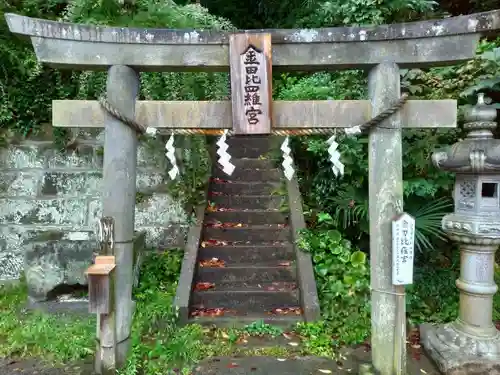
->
xmin=205 ymin=222 xmax=247 ymax=228
xmin=190 ymin=307 xmax=235 ymax=317
xmin=227 ymin=363 xmax=239 ymax=368
xmin=268 ymin=307 xmax=302 ymax=316
xmin=263 ymin=282 xmax=297 ymax=292
xmin=201 ymin=239 xmax=228 ymax=247
xmin=204 ymin=221 xmax=223 ymax=228
xmin=210 ymin=191 xmax=224 ymax=196
xmin=194 ymin=282 xmax=215 ymax=291
xmin=199 ymin=258 xmax=226 ymax=268
xmin=206 ymin=205 xmax=217 ymax=212
xmin=211 ymin=177 xmax=229 ymax=183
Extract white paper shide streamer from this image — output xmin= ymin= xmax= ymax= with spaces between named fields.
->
xmin=216 ymin=130 xmax=235 ymax=176
xmin=327 ymin=135 xmax=344 ymax=177
xmin=281 ymin=136 xmax=295 ymax=181
xmin=165 ymin=135 xmax=179 ymax=180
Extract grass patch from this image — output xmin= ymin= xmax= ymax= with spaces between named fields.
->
xmin=0 ymin=282 xmax=95 ymax=363
xmin=2 ymin=246 xmax=498 ymax=373
xmin=0 ymin=251 xmax=302 ymax=373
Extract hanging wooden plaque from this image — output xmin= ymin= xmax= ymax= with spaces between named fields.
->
xmin=229 ymin=33 xmax=272 ymax=135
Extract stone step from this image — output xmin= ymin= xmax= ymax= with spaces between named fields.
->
xmin=226 ymin=146 xmax=271 ymax=159
xmin=191 ymin=290 xmax=299 ymax=312
xmin=210 ymin=181 xmax=281 ymax=195
xmin=195 ymin=266 xmax=296 ymax=285
xmin=213 ymin=166 xmax=282 ymax=181
xmin=208 ymin=195 xmax=283 ymax=210
xmin=203 ymin=226 xmax=292 ymax=243
xmin=188 ymin=312 xmax=302 ymax=328
xmin=205 ymin=210 xmax=287 ymax=225
xmin=232 ymin=158 xmax=276 ymax=169
xmin=198 ymin=245 xmax=295 ymax=264
xmin=226 ymin=135 xmax=274 ymax=148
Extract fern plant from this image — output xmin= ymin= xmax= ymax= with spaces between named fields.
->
xmin=330 ymin=187 xmax=452 ymax=253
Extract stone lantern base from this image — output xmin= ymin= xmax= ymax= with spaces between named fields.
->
xmin=421 ymin=321 xmax=500 ymax=374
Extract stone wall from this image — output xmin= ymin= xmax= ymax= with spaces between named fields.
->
xmin=0 ymin=130 xmax=188 ymax=299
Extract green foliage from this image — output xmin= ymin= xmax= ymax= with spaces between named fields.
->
xmin=0 ymin=251 xmax=200 ymax=372
xmin=297 ymin=216 xmax=371 ymax=345
xmin=123 ymin=250 xmax=208 ymax=374
xmin=297 ymin=0 xmax=441 ymax=27
xmin=277 ymin=38 xmax=500 ymax=255
xmin=243 ymin=320 xmax=284 ymax=337
xmin=406 ymin=259 xmax=459 ymax=325
xmin=297 ymin=214 xmax=500 ymax=351
xmin=294 ymin=321 xmax=336 ymax=357
xmin=165 ymin=135 xmax=212 ymax=207
xmin=0 ymin=282 xmax=95 ymax=362
xmin=1 ymin=0 xmax=229 ymax=208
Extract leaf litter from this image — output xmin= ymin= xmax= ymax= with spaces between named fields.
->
xmin=199 ymin=258 xmax=226 ymax=267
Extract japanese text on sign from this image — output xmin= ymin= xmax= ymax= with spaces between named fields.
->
xmin=241 ymin=46 xmax=264 ymax=127
xmin=392 ymin=213 xmax=415 ymax=285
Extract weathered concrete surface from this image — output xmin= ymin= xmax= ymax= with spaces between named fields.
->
xmin=421 ymin=96 xmax=500 ymax=375
xmin=421 ymin=323 xmax=500 ymax=375
xmin=0 ymin=133 xmax=189 ymax=294
xmin=28 ymin=35 xmax=481 ymax=71
xmin=368 ymin=62 xmax=404 ymax=375
xmin=7 ymin=10 xmax=500 ymax=42
xmin=52 ymin=100 xmax=457 ymax=130
xmin=192 ymin=346 xmax=440 ymax=375
xmin=0 ymin=358 xmax=93 ymax=375
xmin=24 ymin=231 xmax=94 ymax=302
xmin=99 ymin=65 xmax=139 ymax=370
xmin=7 ymin=11 xmax=500 ymax=70
xmin=286 ymin=168 xmax=320 ymax=322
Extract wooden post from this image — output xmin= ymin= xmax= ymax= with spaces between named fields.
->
xmin=102 ymin=65 xmax=140 ymax=369
xmin=86 ymin=256 xmax=117 ymax=375
xmin=368 ymin=62 xmax=404 ymax=375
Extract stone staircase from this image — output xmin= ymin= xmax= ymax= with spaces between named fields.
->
xmin=188 ymin=135 xmax=310 ymax=327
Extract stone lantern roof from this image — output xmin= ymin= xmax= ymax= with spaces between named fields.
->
xmin=432 ymin=93 xmax=500 ymax=174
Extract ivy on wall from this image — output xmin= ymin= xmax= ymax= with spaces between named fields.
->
xmin=0 ymin=0 xmax=234 ymax=204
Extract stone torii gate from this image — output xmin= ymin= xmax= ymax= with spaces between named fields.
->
xmin=6 ymin=10 xmax=500 ymax=375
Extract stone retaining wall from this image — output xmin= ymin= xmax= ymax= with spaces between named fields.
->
xmin=0 ymin=130 xmax=188 ymax=300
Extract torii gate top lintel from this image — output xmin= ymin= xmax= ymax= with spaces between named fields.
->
xmin=5 ymin=10 xmax=500 ymax=72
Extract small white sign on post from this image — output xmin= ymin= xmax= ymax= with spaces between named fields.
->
xmin=392 ymin=212 xmax=416 ymax=285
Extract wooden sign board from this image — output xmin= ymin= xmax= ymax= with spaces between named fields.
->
xmin=86 ymin=256 xmax=116 ymax=314
xmin=229 ymin=33 xmax=272 ymax=135
xmin=392 ymin=213 xmax=415 ymax=285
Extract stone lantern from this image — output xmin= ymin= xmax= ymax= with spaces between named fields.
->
xmin=421 ymin=93 xmax=500 ymax=374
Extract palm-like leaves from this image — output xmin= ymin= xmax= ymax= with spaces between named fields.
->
xmin=330 ymin=186 xmax=452 ymax=252
xmin=408 ymin=196 xmax=452 ymax=253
